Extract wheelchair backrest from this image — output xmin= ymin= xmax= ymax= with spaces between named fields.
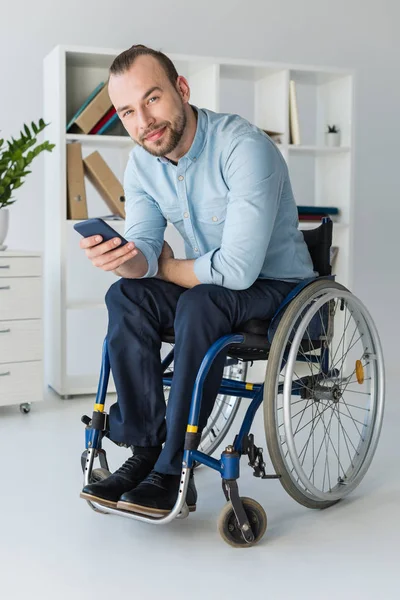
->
xmin=302 ymin=218 xmax=333 ymax=277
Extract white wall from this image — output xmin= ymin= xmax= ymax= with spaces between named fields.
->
xmin=1 ymin=0 xmax=399 ymax=375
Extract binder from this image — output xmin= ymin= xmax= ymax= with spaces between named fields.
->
xmin=66 ymin=82 xmax=104 ymax=132
xmin=83 ymin=151 xmax=125 ymax=218
xmin=66 ymin=143 xmax=88 ymax=219
xmin=70 ymin=84 xmax=113 ymax=134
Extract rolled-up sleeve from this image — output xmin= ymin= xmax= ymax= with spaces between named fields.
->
xmin=194 ymin=133 xmax=284 ymax=290
xmin=123 ymin=155 xmax=166 ymax=278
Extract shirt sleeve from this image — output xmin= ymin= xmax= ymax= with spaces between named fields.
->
xmin=123 ymin=154 xmax=166 ymax=278
xmin=194 ymin=133 xmax=285 ymax=290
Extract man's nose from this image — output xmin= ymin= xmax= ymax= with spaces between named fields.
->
xmin=138 ymin=109 xmax=154 ymax=132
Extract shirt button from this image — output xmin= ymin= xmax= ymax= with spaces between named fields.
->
xmin=194 ymin=247 xmax=199 ymax=253
xmin=193 ymin=157 xmax=197 ymax=162
xmin=178 ymin=175 xmax=184 ymax=181
xmin=183 ymin=212 xmax=189 ymax=218
xmin=212 ymin=216 xmax=218 ymax=222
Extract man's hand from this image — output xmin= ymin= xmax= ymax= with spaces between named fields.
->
xmin=80 ymin=235 xmax=138 ymax=272
xmin=156 ymin=240 xmax=200 ymax=288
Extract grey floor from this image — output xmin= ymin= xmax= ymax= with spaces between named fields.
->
xmin=0 ymin=379 xmax=399 ymax=600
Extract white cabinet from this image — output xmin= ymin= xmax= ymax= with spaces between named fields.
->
xmin=44 ymin=45 xmax=354 ymax=396
xmin=0 ymin=251 xmax=43 ymax=409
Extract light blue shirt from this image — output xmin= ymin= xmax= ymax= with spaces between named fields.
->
xmin=123 ymin=106 xmax=316 ymax=290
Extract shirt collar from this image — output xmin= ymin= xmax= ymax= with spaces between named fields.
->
xmin=157 ymin=105 xmax=207 ymax=164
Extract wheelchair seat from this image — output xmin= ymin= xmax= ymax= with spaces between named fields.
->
xmin=161 ymin=219 xmax=333 ymax=361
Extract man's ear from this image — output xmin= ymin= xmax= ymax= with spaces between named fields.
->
xmin=176 ymin=75 xmax=190 ymax=103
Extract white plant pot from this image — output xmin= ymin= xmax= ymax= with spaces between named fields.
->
xmin=325 ymin=132 xmax=341 ymax=147
xmin=0 ymin=208 xmax=9 ymax=248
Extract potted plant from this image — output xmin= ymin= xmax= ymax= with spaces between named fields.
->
xmin=325 ymin=124 xmax=341 ymax=148
xmin=0 ymin=119 xmax=55 ymax=249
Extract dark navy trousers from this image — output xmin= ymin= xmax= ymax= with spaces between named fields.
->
xmin=105 ymin=278 xmax=295 ymax=474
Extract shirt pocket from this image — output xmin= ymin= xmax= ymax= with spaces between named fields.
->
xmin=195 ymin=201 xmax=227 ymax=226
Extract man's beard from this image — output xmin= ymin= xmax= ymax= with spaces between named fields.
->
xmin=138 ymin=109 xmax=187 ymax=158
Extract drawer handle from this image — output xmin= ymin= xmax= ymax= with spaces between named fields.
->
xmin=0 ymin=265 xmax=10 ymax=269
xmin=0 ymin=371 xmax=10 ymax=377
xmin=0 ymin=286 xmax=10 ymax=290
xmin=0 ymin=328 xmax=11 ymax=334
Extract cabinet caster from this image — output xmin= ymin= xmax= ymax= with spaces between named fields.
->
xmin=20 ymin=403 xmax=31 ymax=414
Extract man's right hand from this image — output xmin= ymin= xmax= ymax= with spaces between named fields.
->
xmin=80 ymin=235 xmax=138 ymax=272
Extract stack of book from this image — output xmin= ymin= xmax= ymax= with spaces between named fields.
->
xmin=66 ymin=82 xmax=120 ymax=136
xmin=66 ymin=143 xmax=125 ymax=219
xmin=297 ymin=206 xmax=339 ymax=222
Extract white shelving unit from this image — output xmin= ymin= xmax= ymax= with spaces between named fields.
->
xmin=43 ymin=44 xmax=354 ymax=396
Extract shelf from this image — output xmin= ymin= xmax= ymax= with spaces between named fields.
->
xmin=45 ymin=45 xmax=354 ymax=396
xmin=289 ymin=145 xmax=351 ymax=155
xmin=66 ymin=133 xmax=135 ymax=148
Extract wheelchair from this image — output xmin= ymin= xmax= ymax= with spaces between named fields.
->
xmin=81 ymin=218 xmax=385 ymax=547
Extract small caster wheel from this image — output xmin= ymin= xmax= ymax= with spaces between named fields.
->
xmin=20 ymin=403 xmax=31 ymax=414
xmin=90 ymin=467 xmax=111 ymax=484
xmin=218 ymin=496 xmax=267 ymax=548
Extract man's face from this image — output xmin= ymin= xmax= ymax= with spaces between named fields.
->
xmin=108 ymin=55 xmax=187 ymax=157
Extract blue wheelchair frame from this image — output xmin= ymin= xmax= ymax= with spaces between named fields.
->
xmin=85 ymin=272 xmax=334 ymax=483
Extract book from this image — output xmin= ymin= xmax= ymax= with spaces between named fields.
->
xmin=289 ymin=80 xmax=301 ymax=145
xmin=69 ymin=84 xmax=113 ymax=135
xmin=262 ymin=129 xmax=284 ymax=144
xmin=89 ymin=107 xmax=116 ymax=134
xmin=66 ymin=82 xmax=104 ymax=132
xmin=66 ymin=143 xmax=88 ymax=219
xmin=298 ymin=206 xmax=339 ymax=216
xmin=96 ymin=112 xmax=120 ymax=135
xmin=83 ymin=151 xmax=125 ymax=218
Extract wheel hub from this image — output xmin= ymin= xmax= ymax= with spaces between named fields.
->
xmin=313 ymin=383 xmax=342 ymax=403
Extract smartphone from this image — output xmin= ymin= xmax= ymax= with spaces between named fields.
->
xmin=73 ymin=218 xmax=128 ymax=248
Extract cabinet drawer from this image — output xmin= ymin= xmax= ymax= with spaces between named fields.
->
xmin=0 ymin=278 xmax=42 ymax=320
xmin=0 ymin=360 xmax=43 ymax=407
xmin=0 ymin=256 xmax=42 ymax=277
xmin=0 ymin=320 xmax=42 ymax=363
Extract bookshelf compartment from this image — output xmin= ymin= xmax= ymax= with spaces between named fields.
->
xmin=219 ymin=65 xmax=288 ymax=139
xmin=289 ymin=70 xmax=352 ymax=148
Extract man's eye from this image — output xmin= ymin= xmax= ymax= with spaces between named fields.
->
xmin=148 ymin=96 xmax=158 ymax=104
xmin=123 ymin=110 xmax=133 ymax=118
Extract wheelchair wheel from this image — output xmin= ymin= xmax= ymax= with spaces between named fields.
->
xmin=164 ymin=354 xmax=247 ymax=457
xmin=218 ymin=497 xmax=267 ymax=547
xmin=264 ymin=280 xmax=385 ymax=509
xmin=198 ymin=360 xmax=248 ymax=457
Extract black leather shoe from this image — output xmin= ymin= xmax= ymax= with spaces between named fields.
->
xmin=116 ymin=470 xmax=197 ymax=516
xmin=80 ymin=447 xmax=161 ymax=509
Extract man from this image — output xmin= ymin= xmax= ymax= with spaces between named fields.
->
xmin=80 ymin=44 xmax=315 ymax=517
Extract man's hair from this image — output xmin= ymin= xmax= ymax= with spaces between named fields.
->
xmin=109 ymin=44 xmax=179 ymax=89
